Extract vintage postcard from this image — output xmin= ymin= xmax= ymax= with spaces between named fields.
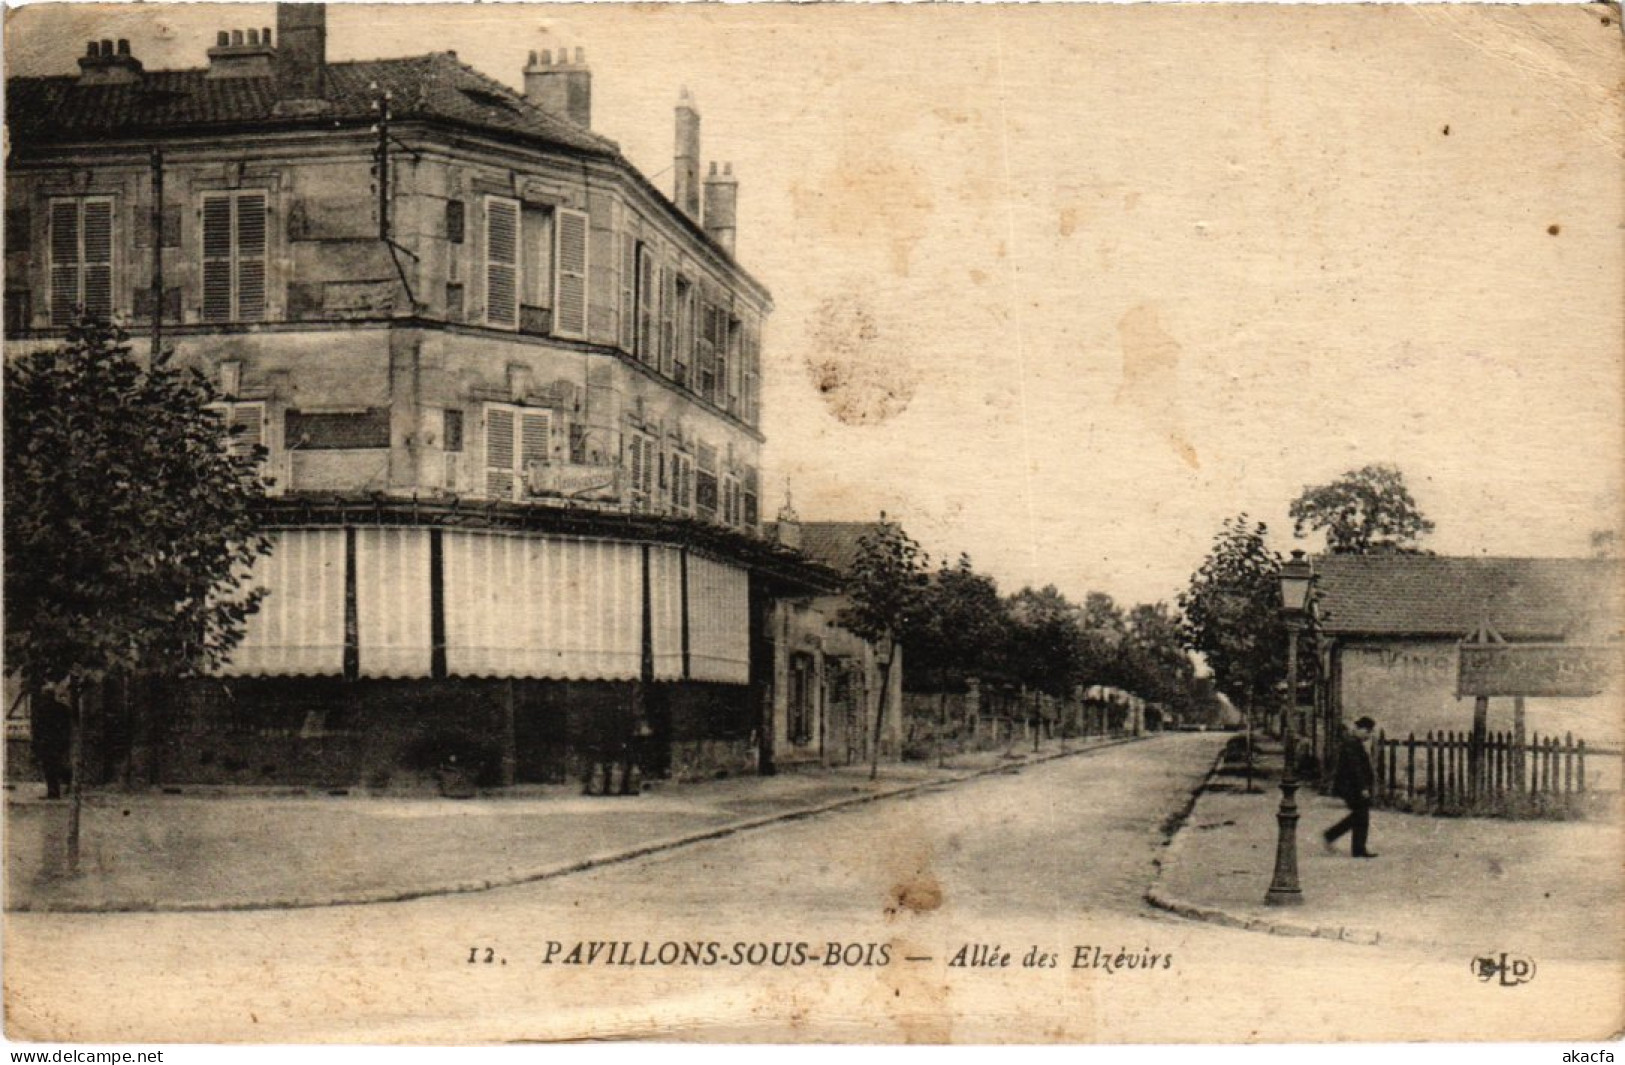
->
xmin=3 ymin=0 xmax=1622 ymax=1053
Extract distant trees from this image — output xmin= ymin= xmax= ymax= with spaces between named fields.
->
xmin=1288 ymin=463 xmax=1434 ymax=555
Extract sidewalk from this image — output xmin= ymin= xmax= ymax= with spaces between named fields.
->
xmin=6 ymin=734 xmax=1138 ymax=914
xmin=1148 ymin=745 xmax=1625 ymax=960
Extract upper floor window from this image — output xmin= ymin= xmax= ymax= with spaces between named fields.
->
xmin=201 ymin=191 xmax=267 ymax=323
xmin=625 ymin=430 xmax=658 ymax=511
xmin=484 ymin=197 xmax=587 ymax=339
xmin=49 ymin=197 xmax=113 ymax=326
xmin=207 ymin=400 xmax=267 ymax=467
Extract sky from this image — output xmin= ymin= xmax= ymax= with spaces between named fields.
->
xmin=7 ymin=1 xmax=1622 ymax=610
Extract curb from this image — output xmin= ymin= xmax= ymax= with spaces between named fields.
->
xmin=1143 ymin=746 xmax=1385 ymax=947
xmin=12 ymin=734 xmax=1150 ymax=915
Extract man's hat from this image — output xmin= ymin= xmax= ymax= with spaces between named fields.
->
xmin=1354 ymin=716 xmax=1376 ymax=730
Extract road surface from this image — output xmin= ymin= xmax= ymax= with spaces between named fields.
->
xmin=5 ymin=735 xmax=1616 ymax=1042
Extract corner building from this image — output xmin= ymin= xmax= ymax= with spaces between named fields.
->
xmin=4 ymin=6 xmax=838 ymax=787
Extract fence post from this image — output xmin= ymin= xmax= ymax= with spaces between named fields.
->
xmin=1577 ymin=739 xmax=1586 ymax=794
xmin=1563 ymin=732 xmax=1574 ymax=796
xmin=1456 ymin=731 xmax=1467 ymax=802
xmin=1406 ymin=733 xmax=1416 ymax=799
xmin=1425 ymin=731 xmax=1435 ymax=804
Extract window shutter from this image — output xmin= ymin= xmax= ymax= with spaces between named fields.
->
xmin=80 ymin=200 xmax=113 ymax=320
xmin=485 ymin=197 xmax=519 ymax=329
xmin=519 ymin=409 xmax=550 ymax=473
xmin=202 ymin=195 xmax=233 ymax=322
xmin=660 ymin=265 xmax=676 ymax=375
xmin=636 ymin=247 xmax=657 ymax=363
xmin=553 ymin=208 xmax=588 ymax=339
xmin=49 ymin=201 xmax=80 ymax=326
xmin=235 ymin=193 xmax=266 ymax=321
xmin=485 ymin=405 xmax=515 ymax=499
xmin=619 ymin=233 xmax=636 ymax=352
xmin=446 ymin=200 xmax=465 ymax=244
xmin=228 ymin=402 xmax=265 ymax=460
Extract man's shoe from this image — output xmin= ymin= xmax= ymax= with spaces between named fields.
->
xmin=1353 ymin=852 xmax=1380 ymax=859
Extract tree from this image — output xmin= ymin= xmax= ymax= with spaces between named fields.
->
xmin=1288 ymin=463 xmax=1434 ymax=554
xmin=1177 ymin=515 xmax=1286 ymax=723
xmin=839 ymin=516 xmax=928 ymax=780
xmin=5 ymin=318 xmax=272 ymax=869
xmin=909 ymin=554 xmax=1006 ymax=766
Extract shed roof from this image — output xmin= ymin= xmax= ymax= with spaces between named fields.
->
xmin=1313 ymin=554 xmax=1621 ymax=640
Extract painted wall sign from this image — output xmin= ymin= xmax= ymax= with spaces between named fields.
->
xmin=1456 ymin=644 xmax=1619 ymax=698
xmin=525 ymin=461 xmax=621 ymax=500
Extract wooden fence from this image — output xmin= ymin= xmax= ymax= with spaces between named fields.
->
xmin=1372 ymin=729 xmax=1618 ymax=815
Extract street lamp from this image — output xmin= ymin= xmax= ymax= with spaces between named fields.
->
xmin=1265 ymin=549 xmax=1314 ymax=906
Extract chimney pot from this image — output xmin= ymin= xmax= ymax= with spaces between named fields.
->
xmin=525 ymin=40 xmax=591 ymax=127
xmin=528 ymin=49 xmax=539 ymax=65
xmin=117 ymin=38 xmax=130 ymax=56
xmin=99 ymin=39 xmax=114 ymax=57
xmin=264 ymin=28 xmax=273 ymax=46
xmin=86 ymin=41 xmax=99 ymax=57
xmin=231 ymin=29 xmax=244 ymax=46
xmin=725 ymin=162 xmax=733 ymax=176
xmin=247 ymin=28 xmax=260 ymax=46
xmin=217 ymin=31 xmax=230 ymax=46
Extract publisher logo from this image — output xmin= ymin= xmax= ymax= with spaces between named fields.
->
xmin=1471 ymin=952 xmax=1536 ymax=987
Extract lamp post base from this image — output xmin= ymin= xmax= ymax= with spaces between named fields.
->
xmin=1264 ymin=778 xmax=1303 ymax=906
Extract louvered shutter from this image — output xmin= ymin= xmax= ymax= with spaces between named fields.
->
xmin=202 ymin=195 xmax=233 ymax=322
xmin=228 ymin=403 xmax=265 ymax=461
xmin=485 ymin=406 xmax=516 ymax=499
xmin=80 ymin=200 xmax=113 ymax=321
xmin=619 ymin=233 xmax=636 ymax=352
xmin=519 ymin=410 xmax=550 ymax=487
xmin=49 ymin=201 xmax=80 ymax=326
xmin=485 ymin=198 xmax=519 ymax=329
xmin=553 ymin=208 xmax=588 ymax=339
xmin=636 ymin=247 xmax=656 ymax=363
xmin=235 ymin=193 xmax=266 ymax=321
xmin=660 ymin=264 xmax=676 ymax=375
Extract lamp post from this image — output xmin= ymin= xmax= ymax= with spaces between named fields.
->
xmin=1265 ymin=549 xmax=1314 ymax=906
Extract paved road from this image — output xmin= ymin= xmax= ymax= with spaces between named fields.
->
xmin=5 ymin=735 xmax=1616 ymax=1043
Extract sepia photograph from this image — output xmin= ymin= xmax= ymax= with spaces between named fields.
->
xmin=3 ymin=0 xmax=1622 ymax=1051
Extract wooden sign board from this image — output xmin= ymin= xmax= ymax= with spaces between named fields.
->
xmin=1457 ymin=643 xmax=1619 ymax=698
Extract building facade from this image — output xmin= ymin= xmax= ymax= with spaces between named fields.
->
xmin=5 ymin=6 xmax=841 ymax=788
xmin=1311 ymin=555 xmax=1623 ymax=759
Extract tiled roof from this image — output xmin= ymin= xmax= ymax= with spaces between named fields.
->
xmin=1313 ymin=554 xmax=1622 ymax=640
xmin=5 ymin=53 xmax=617 ymax=156
xmin=762 ymin=521 xmax=885 ymax=579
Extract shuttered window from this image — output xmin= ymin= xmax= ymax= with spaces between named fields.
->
xmin=553 ymin=207 xmax=589 ymax=339
xmin=207 ymin=401 xmax=267 ymax=465
xmin=483 ymin=402 xmax=552 ymax=501
xmin=484 ymin=196 xmax=519 ymax=329
xmin=671 ymin=452 xmax=693 ymax=514
xmin=201 ymin=191 xmax=267 ymax=323
xmin=626 ymin=431 xmax=658 ymax=510
xmin=48 ymin=198 xmax=114 ymax=326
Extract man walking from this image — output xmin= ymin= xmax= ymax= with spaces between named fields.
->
xmin=1323 ymin=715 xmax=1378 ymax=858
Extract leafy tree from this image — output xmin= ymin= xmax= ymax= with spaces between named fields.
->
xmin=1288 ymin=463 xmax=1434 ymax=554
xmin=5 ymin=318 xmax=272 ymax=868
xmin=840 ymin=516 xmax=928 ymax=779
xmin=1177 ymin=515 xmax=1286 ymax=721
xmin=909 ymin=555 xmax=1006 ymax=765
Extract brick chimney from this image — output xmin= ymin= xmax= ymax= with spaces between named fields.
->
xmin=703 ymin=162 xmax=738 ymax=255
xmin=524 ymin=47 xmax=592 ymax=128
xmin=77 ymin=39 xmax=142 ymax=86
xmin=207 ymin=26 xmax=276 ymax=79
xmin=274 ymin=3 xmax=327 ymax=106
xmin=674 ymin=88 xmax=701 ymax=220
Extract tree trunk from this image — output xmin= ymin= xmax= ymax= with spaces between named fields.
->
xmin=870 ymin=650 xmax=895 ymax=782
xmin=67 ymin=679 xmax=85 ymax=877
xmin=937 ymin=668 xmax=949 ymax=769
